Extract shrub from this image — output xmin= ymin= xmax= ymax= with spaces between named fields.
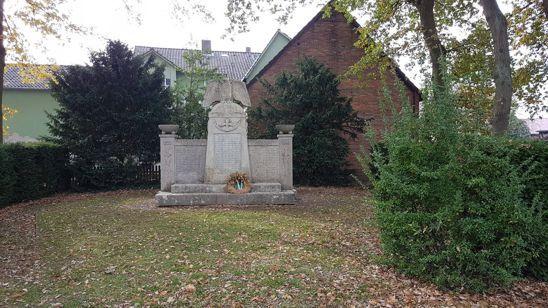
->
xmin=249 ymin=57 xmax=365 ymax=186
xmin=505 ymin=140 xmax=547 ymax=281
xmin=364 ymin=78 xmax=539 ymax=291
xmin=0 ymin=142 xmax=69 ymax=206
xmin=507 ymin=112 xmax=530 ymax=139
xmin=506 ymin=140 xmax=548 ymax=205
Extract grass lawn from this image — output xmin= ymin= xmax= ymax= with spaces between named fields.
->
xmin=1 ymin=187 xmax=546 ymax=306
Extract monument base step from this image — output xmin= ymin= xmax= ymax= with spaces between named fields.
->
xmin=171 ymin=183 xmax=282 ymax=193
xmin=156 ymin=190 xmax=297 ymax=206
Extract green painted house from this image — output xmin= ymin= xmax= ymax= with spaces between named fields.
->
xmin=243 ymin=30 xmax=291 ymax=83
xmin=2 ymin=34 xmax=289 ymax=143
xmin=3 ymin=65 xmax=59 ymax=142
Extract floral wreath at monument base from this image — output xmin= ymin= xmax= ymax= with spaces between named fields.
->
xmin=226 ymin=172 xmax=252 ymax=194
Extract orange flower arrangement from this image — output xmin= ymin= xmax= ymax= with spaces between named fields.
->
xmin=226 ymin=172 xmax=251 ymax=194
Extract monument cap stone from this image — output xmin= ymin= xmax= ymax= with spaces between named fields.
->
xmin=202 ymin=80 xmax=251 ymax=108
xmin=275 ymin=124 xmax=295 ymax=134
xmin=159 ymin=124 xmax=179 ymax=134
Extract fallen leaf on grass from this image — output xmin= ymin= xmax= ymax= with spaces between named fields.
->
xmin=104 ymin=266 xmax=116 ymax=275
xmin=184 ymin=284 xmax=196 ymax=293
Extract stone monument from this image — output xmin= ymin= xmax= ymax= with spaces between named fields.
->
xmin=155 ymin=80 xmax=296 ymax=206
xmin=204 ymin=101 xmax=250 ymax=183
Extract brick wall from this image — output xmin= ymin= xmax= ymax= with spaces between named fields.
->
xmin=247 ymin=11 xmax=420 ymax=175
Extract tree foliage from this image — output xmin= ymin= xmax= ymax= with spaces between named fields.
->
xmin=172 ymin=101 xmax=209 ymax=139
xmin=1 ymin=105 xmax=16 ymax=136
xmin=171 ymin=50 xmax=222 ymax=139
xmin=250 ymin=57 xmax=364 ymax=185
xmin=47 ymin=41 xmax=171 ymax=188
xmin=2 ymin=0 xmax=85 ymax=70
xmin=0 ymin=0 xmax=86 ymax=143
xmin=173 ymin=50 xmax=223 ymax=106
xmin=508 ymin=0 xmax=548 ymax=114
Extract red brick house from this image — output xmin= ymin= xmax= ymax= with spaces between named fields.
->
xmin=244 ymin=6 xmax=421 ymax=175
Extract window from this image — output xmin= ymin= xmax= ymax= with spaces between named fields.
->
xmin=164 ymin=78 xmax=171 ymax=87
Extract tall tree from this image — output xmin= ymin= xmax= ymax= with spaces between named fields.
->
xmin=250 ymin=57 xmax=365 ymax=185
xmin=479 ymin=0 xmax=513 ymax=135
xmin=171 ymin=50 xmax=222 ymax=139
xmin=410 ymin=0 xmax=446 ymax=87
xmin=47 ymin=41 xmax=171 ymax=187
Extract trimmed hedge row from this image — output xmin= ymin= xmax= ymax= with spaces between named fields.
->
xmin=0 ymin=142 xmax=161 ymax=207
xmin=0 ymin=143 xmax=70 ymax=206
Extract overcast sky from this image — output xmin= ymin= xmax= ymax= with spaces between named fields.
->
xmin=18 ymin=0 xmax=322 ymax=64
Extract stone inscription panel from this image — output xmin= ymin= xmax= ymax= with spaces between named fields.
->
xmin=175 ymin=145 xmax=206 ymax=183
xmin=214 ymin=134 xmax=241 ymax=171
xmin=249 ymin=145 xmax=279 ymax=182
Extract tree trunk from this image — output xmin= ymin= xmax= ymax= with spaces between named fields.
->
xmin=414 ymin=0 xmax=446 ymax=88
xmin=544 ymin=0 xmax=548 ymax=18
xmin=0 ymin=0 xmax=5 ymax=144
xmin=480 ymin=0 xmax=513 ymax=135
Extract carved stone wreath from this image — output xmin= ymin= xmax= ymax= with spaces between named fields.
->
xmin=226 ymin=172 xmax=252 ymax=194
xmin=214 ymin=118 xmax=242 ymax=132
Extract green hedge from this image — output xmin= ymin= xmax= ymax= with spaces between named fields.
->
xmin=0 ymin=142 xmax=160 ymax=206
xmin=506 ymin=140 xmax=547 ymax=281
xmin=505 ymin=140 xmax=548 ymax=205
xmin=370 ymin=138 xmax=547 ymax=284
xmin=0 ymin=143 xmax=70 ymax=206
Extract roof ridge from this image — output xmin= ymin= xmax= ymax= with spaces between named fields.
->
xmin=135 ymin=45 xmax=193 ymax=51
xmin=5 ymin=63 xmax=62 ymax=67
xmin=135 ymin=45 xmax=261 ymax=55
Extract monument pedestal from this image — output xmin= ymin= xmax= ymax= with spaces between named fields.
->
xmin=156 ymin=186 xmax=296 ymax=206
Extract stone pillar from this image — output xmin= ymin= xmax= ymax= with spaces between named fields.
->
xmin=277 ymin=129 xmax=294 ymax=190
xmin=159 ymin=125 xmax=178 ymax=191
